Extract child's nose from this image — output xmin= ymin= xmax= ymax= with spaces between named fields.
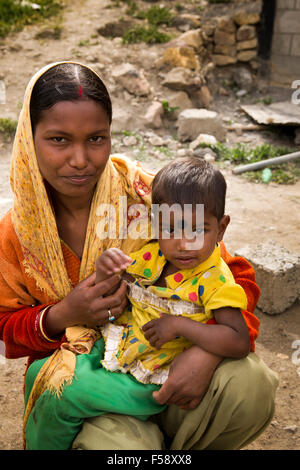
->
xmin=178 ymin=237 xmax=187 ymax=251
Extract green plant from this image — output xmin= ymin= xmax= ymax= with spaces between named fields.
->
xmin=122 ymin=25 xmax=171 ymax=44
xmin=161 ymin=100 xmax=179 ymax=116
xmin=0 ymin=117 xmax=18 ymax=141
xmin=198 ymin=142 xmax=299 ymax=184
xmin=0 ymin=0 xmax=62 ymax=38
xmin=137 ymin=5 xmax=174 ymax=27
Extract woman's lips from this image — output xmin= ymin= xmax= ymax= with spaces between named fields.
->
xmin=63 ymin=175 xmax=93 ymax=185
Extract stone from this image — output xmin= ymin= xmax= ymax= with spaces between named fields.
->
xmin=212 ymin=54 xmax=237 ymax=66
xmin=162 ymin=67 xmax=202 ymax=93
xmin=237 ymin=38 xmax=258 ymax=51
xmin=193 ymin=147 xmax=217 ymax=160
xmin=237 ymin=49 xmax=257 ymax=62
xmin=122 ymin=135 xmax=138 ymax=147
xmin=173 ymin=14 xmax=201 ymax=30
xmin=193 ymin=86 xmax=213 ymax=108
xmin=111 ymin=63 xmax=151 ymax=96
xmin=165 ymin=91 xmax=193 ymax=119
xmin=217 ymin=16 xmax=236 ymax=33
xmin=214 ymin=29 xmax=236 ymax=46
xmin=202 ymin=23 xmax=216 ymax=37
xmin=237 ymin=25 xmax=256 ymax=41
xmin=174 ymin=29 xmax=203 ymax=50
xmin=214 ymin=44 xmax=237 ymax=57
xmin=177 ymin=108 xmax=226 ymax=142
xmin=283 ymin=425 xmax=298 ymax=433
xmin=148 ymin=134 xmax=165 ymax=146
xmin=144 ymin=101 xmax=163 ymax=129
xmin=235 ymin=241 xmax=300 ymax=314
xmin=233 ymin=11 xmax=260 ymax=26
xmin=112 ymin=107 xmax=142 ymax=133
xmin=162 ymin=46 xmax=199 ymax=70
xmin=189 ymin=133 xmax=218 ymax=150
xmin=236 ymin=89 xmax=247 ymax=97
xmin=233 ymin=66 xmax=254 ymax=91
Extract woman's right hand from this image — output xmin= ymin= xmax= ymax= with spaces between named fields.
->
xmin=44 ymin=272 xmax=127 ymax=337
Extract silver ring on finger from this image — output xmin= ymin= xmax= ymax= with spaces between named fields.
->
xmin=108 ymin=308 xmax=115 ymax=322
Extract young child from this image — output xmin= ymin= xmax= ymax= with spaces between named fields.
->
xmin=97 ymin=157 xmax=250 ymax=386
xmin=25 ymin=157 xmax=251 ymax=450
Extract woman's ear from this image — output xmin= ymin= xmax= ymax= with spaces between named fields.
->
xmin=217 ymin=215 xmax=230 ymax=242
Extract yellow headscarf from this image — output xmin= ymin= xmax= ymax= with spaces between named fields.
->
xmin=11 ymin=62 xmax=153 ymax=436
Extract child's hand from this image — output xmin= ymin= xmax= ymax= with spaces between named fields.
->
xmin=142 ymin=313 xmax=179 ymax=350
xmin=96 ymin=248 xmax=132 ymax=283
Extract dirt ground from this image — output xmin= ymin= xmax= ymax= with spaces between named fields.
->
xmin=0 ymin=0 xmax=299 ymax=451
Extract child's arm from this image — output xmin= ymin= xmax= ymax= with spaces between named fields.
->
xmin=95 ymin=248 xmax=132 ymax=283
xmin=142 ymin=307 xmax=250 ymax=359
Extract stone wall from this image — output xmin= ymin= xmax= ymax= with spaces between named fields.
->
xmin=210 ymin=11 xmax=260 ymax=68
xmin=271 ymin=0 xmax=300 ymax=84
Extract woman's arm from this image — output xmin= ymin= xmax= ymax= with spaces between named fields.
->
xmin=0 ymin=303 xmax=63 ymax=359
xmin=0 ymin=273 xmax=128 ymax=356
xmin=220 ymin=241 xmax=260 ymax=351
xmin=153 ymin=345 xmax=223 ymax=409
xmin=44 ymin=273 xmax=128 ymax=337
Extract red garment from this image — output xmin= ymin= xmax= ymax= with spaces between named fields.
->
xmin=0 ymin=241 xmax=260 ymax=368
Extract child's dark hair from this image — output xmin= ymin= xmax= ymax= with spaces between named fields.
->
xmin=152 ymin=157 xmax=227 ymax=221
xmin=30 ymin=63 xmax=112 ymax=134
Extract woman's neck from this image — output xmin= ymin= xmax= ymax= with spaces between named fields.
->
xmin=49 ymin=188 xmax=94 ymax=259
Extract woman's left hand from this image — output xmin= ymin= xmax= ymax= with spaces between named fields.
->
xmin=152 ymin=345 xmax=223 ymax=410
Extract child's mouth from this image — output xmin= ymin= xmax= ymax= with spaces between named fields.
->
xmin=175 ymin=257 xmax=197 ymax=265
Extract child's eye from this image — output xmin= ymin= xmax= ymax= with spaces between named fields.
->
xmin=191 ymin=227 xmax=204 ymax=236
xmin=161 ymin=226 xmax=174 ymax=235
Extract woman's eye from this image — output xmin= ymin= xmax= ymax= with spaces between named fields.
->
xmin=89 ymin=136 xmax=103 ymax=143
xmin=52 ymin=137 xmax=66 ymax=143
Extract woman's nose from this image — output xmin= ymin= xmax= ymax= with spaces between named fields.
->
xmin=69 ymin=144 xmax=88 ymax=169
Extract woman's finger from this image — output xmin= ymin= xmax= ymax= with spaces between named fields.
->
xmin=92 ymin=274 xmax=121 ymax=297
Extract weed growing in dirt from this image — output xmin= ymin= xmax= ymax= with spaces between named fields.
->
xmin=120 ymin=2 xmax=173 ymax=44
xmin=0 ymin=0 xmax=62 ymax=38
xmin=161 ymin=100 xmax=179 ymax=116
xmin=200 ymin=142 xmax=299 ymax=184
xmin=122 ymin=25 xmax=171 ymax=44
xmin=136 ymin=5 xmax=174 ymax=27
xmin=0 ymin=118 xmax=18 ymax=141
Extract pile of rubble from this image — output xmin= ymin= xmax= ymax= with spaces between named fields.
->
xmin=159 ymin=10 xmax=260 ymax=70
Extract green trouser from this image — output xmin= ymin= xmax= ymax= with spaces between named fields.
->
xmin=24 ymin=339 xmax=165 ymax=450
xmin=72 ymin=352 xmax=279 ymax=450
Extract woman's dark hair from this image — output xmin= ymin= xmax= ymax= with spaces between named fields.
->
xmin=152 ymin=157 xmax=227 ymax=221
xmin=30 ymin=63 xmax=112 ymax=133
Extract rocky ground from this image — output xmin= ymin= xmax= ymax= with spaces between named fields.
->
xmin=0 ymin=0 xmax=299 ymax=451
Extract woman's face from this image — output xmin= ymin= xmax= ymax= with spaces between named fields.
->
xmin=33 ymin=98 xmax=111 ymax=201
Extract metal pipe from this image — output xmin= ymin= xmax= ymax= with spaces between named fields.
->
xmin=232 ymin=151 xmax=300 ymax=175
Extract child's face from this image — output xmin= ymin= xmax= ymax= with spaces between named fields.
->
xmin=158 ymin=208 xmax=229 ymax=272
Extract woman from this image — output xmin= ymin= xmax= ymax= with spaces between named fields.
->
xmin=0 ymin=61 xmax=278 ymax=450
